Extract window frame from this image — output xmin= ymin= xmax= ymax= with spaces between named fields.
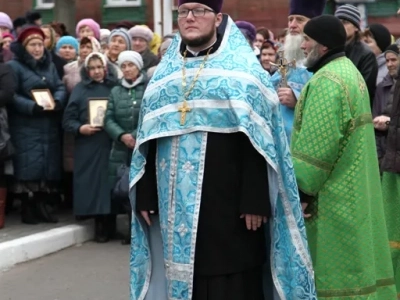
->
xmin=35 ymin=0 xmax=55 ymax=9
xmin=104 ymin=0 xmax=142 ymax=8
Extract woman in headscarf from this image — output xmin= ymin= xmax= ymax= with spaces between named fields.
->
xmin=7 ymin=26 xmax=66 ymax=225
xmin=104 ymin=50 xmax=146 ymax=244
xmin=41 ymin=24 xmax=66 ymax=79
xmin=55 ymin=36 xmax=79 ymax=63
xmin=105 ymin=28 xmax=131 ymax=78
xmin=2 ymin=33 xmax=14 ymax=51
xmin=62 ymin=36 xmax=100 ymax=208
xmin=63 ymin=52 xmax=118 ymax=243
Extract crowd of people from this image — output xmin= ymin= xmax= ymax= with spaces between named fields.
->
xmin=0 ymin=0 xmax=399 ymax=299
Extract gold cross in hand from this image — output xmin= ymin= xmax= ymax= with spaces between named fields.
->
xmin=178 ymin=100 xmax=191 ymax=126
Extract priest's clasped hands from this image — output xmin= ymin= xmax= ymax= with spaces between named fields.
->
xmin=141 ymin=211 xmax=267 ymax=231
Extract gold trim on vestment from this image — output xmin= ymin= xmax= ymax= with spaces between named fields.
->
xmin=390 ymin=241 xmax=400 ymax=249
xmin=349 ymin=113 xmax=373 ymax=132
xmin=317 ymin=278 xmax=395 ymax=298
xmin=292 ymin=150 xmax=333 ymax=172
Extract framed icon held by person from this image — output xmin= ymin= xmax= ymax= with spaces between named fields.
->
xmin=31 ymin=89 xmax=55 ymax=110
xmin=88 ymin=98 xmax=108 ymax=128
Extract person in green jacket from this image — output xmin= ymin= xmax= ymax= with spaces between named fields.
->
xmin=104 ymin=50 xmax=147 ymax=244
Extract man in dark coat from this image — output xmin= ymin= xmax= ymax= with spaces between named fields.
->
xmin=373 ymin=44 xmax=400 ymax=168
xmin=335 ymin=4 xmax=378 ymax=107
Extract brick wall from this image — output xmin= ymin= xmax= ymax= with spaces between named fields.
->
xmin=0 ymin=0 xmax=33 ymax=19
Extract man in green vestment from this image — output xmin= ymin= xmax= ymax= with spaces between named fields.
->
xmin=291 ymin=15 xmax=397 ymax=299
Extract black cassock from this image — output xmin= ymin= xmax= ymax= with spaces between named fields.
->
xmin=137 ymin=132 xmax=272 ymax=300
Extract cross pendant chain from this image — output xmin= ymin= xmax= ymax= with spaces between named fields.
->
xmin=179 ymin=47 xmax=213 ymax=126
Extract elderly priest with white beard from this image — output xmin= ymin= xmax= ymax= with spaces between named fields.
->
xmin=271 ymin=0 xmax=326 ymax=143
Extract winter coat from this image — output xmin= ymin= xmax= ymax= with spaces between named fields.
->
xmin=7 ymin=42 xmax=66 ymax=181
xmin=376 ymin=53 xmax=388 ymax=86
xmin=62 ymin=59 xmax=83 ymax=172
xmin=345 ymin=38 xmax=378 ymax=106
xmin=63 ymin=64 xmax=118 ymax=215
xmin=104 ymin=74 xmax=146 ymax=186
xmin=382 ymin=71 xmax=400 ymax=173
xmin=141 ymin=48 xmax=159 ymax=71
xmin=50 ymin=49 xmax=67 ymax=80
xmin=373 ymin=73 xmax=396 ymax=167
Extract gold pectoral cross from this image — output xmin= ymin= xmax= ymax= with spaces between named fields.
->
xmin=178 ymin=100 xmax=191 ymax=126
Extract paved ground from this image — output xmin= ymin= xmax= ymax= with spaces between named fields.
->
xmin=0 ymin=241 xmax=130 ymax=300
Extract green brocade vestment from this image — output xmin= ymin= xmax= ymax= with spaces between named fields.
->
xmin=291 ymin=56 xmax=397 ymax=299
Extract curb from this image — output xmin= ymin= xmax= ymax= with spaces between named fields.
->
xmin=0 ymin=222 xmax=94 ymax=271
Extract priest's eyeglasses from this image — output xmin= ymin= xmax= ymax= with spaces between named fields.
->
xmin=177 ymin=8 xmax=215 ymax=18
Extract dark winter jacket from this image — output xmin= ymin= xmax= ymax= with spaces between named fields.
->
xmin=50 ymin=49 xmax=67 ymax=79
xmin=373 ymin=73 xmax=396 ymax=166
xmin=382 ymin=69 xmax=400 ymax=173
xmin=141 ymin=48 xmax=159 ymax=71
xmin=104 ymin=74 xmax=146 ymax=185
xmin=345 ymin=38 xmax=378 ymax=107
xmin=7 ymin=42 xmax=67 ymax=181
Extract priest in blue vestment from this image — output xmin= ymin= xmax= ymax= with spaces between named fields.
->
xmin=128 ymin=1 xmax=316 ymax=299
xmin=271 ymin=0 xmax=326 ymax=143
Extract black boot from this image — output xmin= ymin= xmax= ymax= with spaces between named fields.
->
xmin=21 ymin=194 xmax=39 ymax=225
xmin=34 ymin=192 xmax=59 ymax=223
xmin=107 ymin=214 xmax=119 ymax=240
xmin=95 ymin=215 xmax=109 ymax=243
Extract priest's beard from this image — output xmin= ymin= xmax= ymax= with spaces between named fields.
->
xmin=304 ymin=44 xmax=322 ymax=68
xmin=181 ymin=28 xmax=216 ymax=49
xmin=283 ymin=34 xmax=305 ymax=62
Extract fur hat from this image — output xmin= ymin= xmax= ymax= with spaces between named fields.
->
xmin=76 ymin=18 xmax=101 ymax=40
xmin=178 ymin=0 xmax=224 ymax=13
xmin=128 ymin=25 xmax=154 ymax=43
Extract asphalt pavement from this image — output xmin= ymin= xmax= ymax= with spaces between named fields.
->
xmin=0 ymin=241 xmax=130 ymax=300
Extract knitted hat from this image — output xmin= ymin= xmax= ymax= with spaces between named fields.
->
xmin=80 ymin=36 xmax=101 ymax=52
xmin=117 ymin=50 xmax=143 ymax=70
xmin=235 ymin=21 xmax=256 ymax=42
xmin=289 ymin=0 xmax=326 ymax=18
xmin=2 ymin=33 xmax=14 ymax=41
xmin=385 ymin=44 xmax=400 ymax=56
xmin=25 ymin=10 xmax=41 ymax=24
xmin=367 ymin=24 xmax=391 ymax=53
xmin=55 ymin=35 xmax=79 ymax=54
xmin=304 ymin=15 xmax=346 ymax=50
xmin=85 ymin=51 xmax=107 ymax=68
xmin=76 ymin=18 xmax=100 ymax=40
xmin=0 ymin=13 xmax=13 ymax=30
xmin=128 ymin=25 xmax=153 ymax=43
xmin=109 ymin=28 xmax=132 ymax=50
xmin=17 ymin=25 xmax=45 ymax=46
xmin=178 ymin=0 xmax=224 ymax=13
xmin=334 ymin=4 xmax=361 ymax=29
